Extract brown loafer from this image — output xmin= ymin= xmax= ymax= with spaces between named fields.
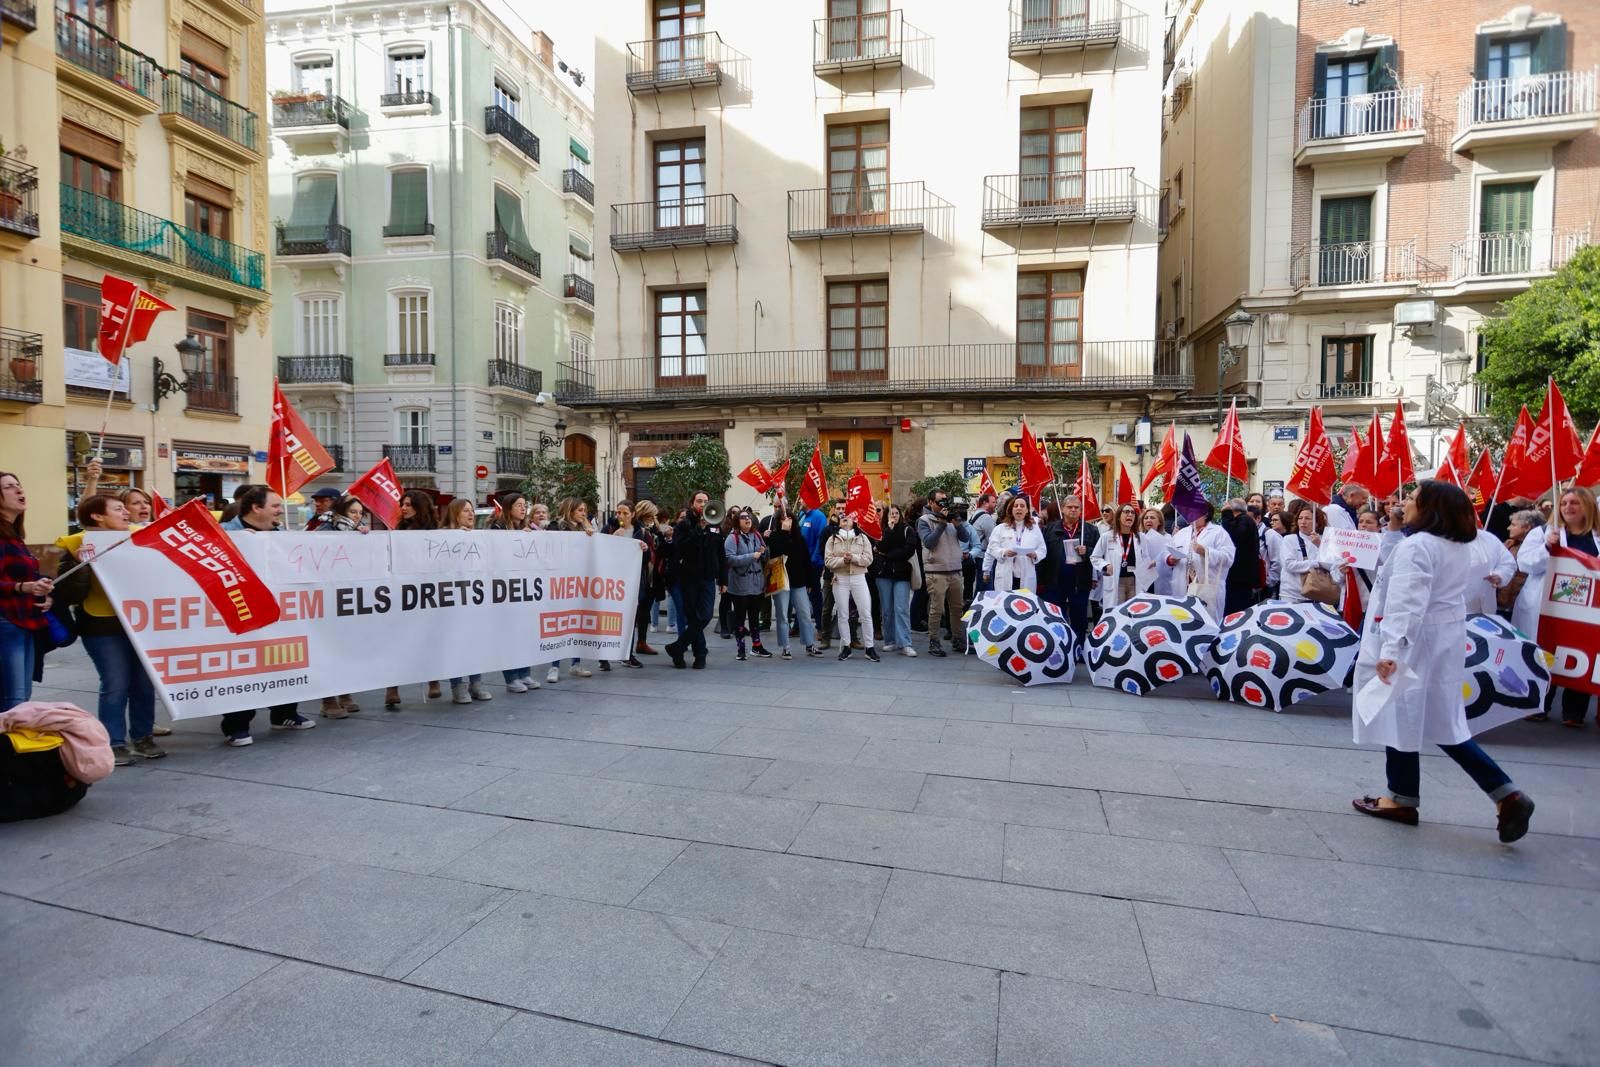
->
xmin=1352 ymin=795 xmax=1418 ymax=825
xmin=1496 ymin=791 xmax=1535 ymax=843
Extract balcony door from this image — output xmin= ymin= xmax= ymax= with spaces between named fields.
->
xmin=828 ymin=0 xmax=890 ymax=61
xmin=1017 ymin=270 xmax=1082 ymax=380
xmin=1020 ymin=0 xmax=1090 ymax=40
xmin=656 ymin=289 xmax=707 ymax=389
xmin=1320 ymin=336 xmax=1372 ymax=399
xmin=1317 ymin=195 xmax=1371 ymax=284
xmin=1019 ymin=104 xmax=1086 ymax=212
xmin=828 ymin=121 xmax=888 ymax=229
xmin=827 ymin=280 xmax=888 ymax=383
xmin=653 ymin=0 xmax=705 ymax=79
xmin=1479 ymin=181 xmax=1534 ymax=274
xmin=654 ymin=138 xmax=706 ymax=233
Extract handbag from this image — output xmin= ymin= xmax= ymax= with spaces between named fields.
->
xmin=1295 ymin=536 xmax=1340 ymax=605
xmin=908 ymin=541 xmax=924 ymax=591
xmin=1188 ymin=554 xmax=1221 ymax=612
xmin=764 ymin=557 xmax=788 ymax=595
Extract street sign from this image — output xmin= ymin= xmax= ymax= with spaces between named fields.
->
xmin=1273 ymin=426 xmax=1299 ymax=441
xmin=475 ymin=464 xmax=489 ymax=479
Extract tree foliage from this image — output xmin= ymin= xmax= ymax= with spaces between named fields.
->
xmin=910 ymin=470 xmax=967 ymax=502
xmin=781 ymin=436 xmax=847 ymax=504
xmin=1475 ymin=244 xmax=1600 ymax=431
xmin=519 ymin=453 xmax=599 ymax=512
xmin=648 ymin=435 xmax=732 ymax=511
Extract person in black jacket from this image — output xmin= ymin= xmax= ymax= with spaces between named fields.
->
xmin=1049 ymin=494 xmax=1099 ymax=647
xmin=766 ymin=505 xmax=822 ymax=657
xmin=872 ymin=504 xmax=918 ymax=656
xmin=667 ymin=492 xmax=719 ymax=669
xmin=1219 ymin=500 xmax=1261 ymax=616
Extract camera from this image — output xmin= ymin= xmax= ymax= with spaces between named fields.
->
xmin=946 ymin=497 xmax=969 ymax=523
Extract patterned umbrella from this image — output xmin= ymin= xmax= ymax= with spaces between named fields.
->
xmin=964 ymin=590 xmax=1076 ymax=686
xmin=1085 ymin=595 xmax=1218 ymax=695
xmin=1463 ymin=613 xmax=1554 ymax=735
xmin=1205 ymin=601 xmax=1359 ymax=711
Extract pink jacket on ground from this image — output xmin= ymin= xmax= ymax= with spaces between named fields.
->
xmin=0 ymin=702 xmax=114 ymax=783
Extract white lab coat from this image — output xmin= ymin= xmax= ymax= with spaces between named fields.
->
xmin=1323 ymin=502 xmax=1356 ymax=531
xmin=1090 ymin=530 xmax=1161 ymax=606
xmin=1277 ymin=532 xmax=1327 ymax=604
xmin=985 ymin=521 xmax=1046 ymax=591
xmin=1259 ymin=524 xmax=1283 ymax=586
xmin=1512 ymin=526 xmax=1564 ymax=638
xmin=1145 ymin=529 xmax=1179 ymax=595
xmin=1165 ymin=521 xmax=1235 ymax=620
xmin=1352 ymin=532 xmax=1472 ymax=751
xmin=1464 ymin=527 xmax=1517 ymax=618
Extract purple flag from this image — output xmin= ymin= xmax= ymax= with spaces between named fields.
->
xmin=1171 ymin=433 xmax=1211 ymax=523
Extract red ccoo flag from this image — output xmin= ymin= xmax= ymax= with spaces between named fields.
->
xmin=768 ymin=460 xmax=790 ymax=500
xmin=1074 ymin=456 xmax=1102 ymax=523
xmin=1358 ymin=411 xmax=1388 ymax=497
xmin=125 ymin=287 xmax=176 ymax=348
xmin=978 ymin=467 xmax=997 ymax=498
xmin=1115 ymin=462 xmax=1137 ymax=508
xmin=798 ymin=443 xmax=829 ymax=512
xmin=266 ymin=382 xmax=337 ymax=498
xmin=1442 ymin=422 xmax=1471 ymax=481
xmin=1525 ymin=378 xmax=1586 ymax=496
xmin=1339 ymin=428 xmax=1364 ymax=487
xmin=348 ymin=458 xmax=404 ymax=531
xmin=1019 ymin=420 xmax=1054 ymax=502
xmin=1204 ymin=398 xmax=1249 ymax=487
xmin=1497 ymin=405 xmax=1537 ymax=502
xmin=1287 ymin=407 xmax=1337 ymax=505
xmin=844 ymin=469 xmax=882 ymax=539
xmin=129 ymin=499 xmax=280 ymax=634
xmin=147 ymin=488 xmax=171 ymax=520
xmin=736 ymin=459 xmax=775 ymax=495
xmin=1379 ymin=399 xmax=1415 ymax=498
xmin=1466 ymin=449 xmax=1496 ymax=512
xmin=96 ymin=275 xmax=164 ymax=365
xmin=1576 ymin=422 xmax=1600 ymax=489
xmin=1140 ymin=422 xmax=1179 ymax=501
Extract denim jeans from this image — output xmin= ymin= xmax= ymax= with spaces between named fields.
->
xmin=791 ymin=583 xmax=816 ymax=648
xmin=450 ymin=674 xmax=483 ymax=687
xmin=82 ymin=631 xmax=155 ymax=746
xmin=770 ymin=589 xmax=792 ymax=651
xmin=0 ymin=617 xmax=34 ymax=711
xmin=876 ymin=578 xmax=912 ymax=648
xmin=1386 ymin=740 xmax=1515 ymax=806
xmin=501 ymin=667 xmax=531 ymax=684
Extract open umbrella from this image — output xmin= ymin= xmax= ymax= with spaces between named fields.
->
xmin=1205 ymin=601 xmax=1359 ymax=711
xmin=1463 ymin=613 xmax=1554 ymax=735
xmin=1085 ymin=594 xmax=1218 ymax=695
xmin=964 ymin=589 xmax=1076 ymax=686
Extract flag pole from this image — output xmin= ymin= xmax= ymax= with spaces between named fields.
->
xmin=53 ymin=532 xmax=137 ymax=584
xmin=1548 ymin=376 xmax=1561 ymax=505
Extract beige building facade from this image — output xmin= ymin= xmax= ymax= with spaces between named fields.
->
xmin=577 ymin=1 xmax=1170 ymax=510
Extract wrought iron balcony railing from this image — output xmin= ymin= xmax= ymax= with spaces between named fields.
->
xmin=1297 ymin=85 xmax=1424 ymax=148
xmin=277 ymin=355 xmax=353 ymax=385
xmin=272 ymin=93 xmax=351 ymax=129
xmin=325 ymin=444 xmax=345 ymax=472
xmin=2 ymin=0 xmax=37 ymax=33
xmin=484 ymin=105 xmax=540 ymax=164
xmin=486 ymin=230 xmax=540 ymax=278
xmin=612 ymin=193 xmax=739 ymax=250
xmin=982 ymin=168 xmax=1138 ymax=227
xmin=164 ymin=70 xmax=259 ymax=151
xmin=55 ymin=9 xmax=163 ymax=102
xmin=0 ymin=156 xmax=41 ymax=239
xmin=625 ymin=31 xmax=734 ymax=91
xmin=276 ymin=222 xmax=350 ymax=257
xmin=1009 ymin=0 xmax=1123 ymax=52
xmin=185 ymin=371 xmax=238 ymax=414
xmin=564 ymin=274 xmax=594 ymax=306
xmin=1318 ymin=380 xmax=1381 ymax=401
xmin=788 ymin=181 xmax=951 ymax=239
xmin=383 ymin=352 xmax=435 ymax=367
xmin=60 ymin=183 xmax=265 ymax=290
xmin=0 ymin=328 xmax=44 ymax=404
xmin=1458 ymin=68 xmax=1597 ymax=131
xmin=380 ymin=88 xmax=434 ymax=109
xmin=496 ymin=447 xmax=534 ymax=475
xmin=1449 ymin=227 xmax=1590 ymax=279
xmin=814 ymin=9 xmax=903 ymax=72
xmin=1290 ymin=239 xmax=1423 ymax=288
xmin=383 ymin=444 xmax=435 ymax=471
xmin=562 ymin=168 xmax=594 ymax=204
xmin=555 ymin=341 xmax=1190 ymax=407
xmin=487 ymin=359 xmax=542 ymax=396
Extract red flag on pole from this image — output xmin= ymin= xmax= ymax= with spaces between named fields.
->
xmin=95 ymin=275 xmax=140 ymax=365
xmin=1339 ymin=429 xmax=1364 ymax=487
xmin=1442 ymin=422 xmax=1471 ymax=480
xmin=1140 ymin=422 xmax=1179 ymax=501
xmin=129 ymin=499 xmax=281 ymax=634
xmin=126 ymin=288 xmax=176 ymax=347
xmin=348 ymin=458 xmax=404 ymax=531
xmin=1380 ymin=399 xmax=1415 ymax=498
xmin=1341 ymin=568 xmax=1365 ymax=631
xmin=1525 ymin=378 xmax=1585 ymax=495
xmin=978 ymin=468 xmax=997 ymax=497
xmin=844 ymin=469 xmax=882 ymax=539
xmin=266 ymin=382 xmax=337 ymax=499
xmin=1576 ymin=422 xmax=1600 ymax=489
xmin=768 ymin=460 xmax=790 ymax=500
xmin=1115 ymin=462 xmax=1137 ymax=508
xmin=147 ymin=488 xmax=171 ymax=520
xmin=1019 ymin=420 xmax=1053 ymax=502
xmin=1466 ymin=449 xmax=1496 ymax=512
xmin=1497 ymin=405 xmax=1538 ymax=502
xmin=1074 ymin=457 xmax=1101 ymax=523
xmin=1358 ymin=411 xmax=1389 ymax=497
xmin=1203 ymin=398 xmax=1248 ymax=487
xmin=798 ymin=443 xmax=829 ymax=511
xmin=1286 ymin=407 xmax=1337 ymax=505
xmin=736 ymin=460 xmax=775 ymax=495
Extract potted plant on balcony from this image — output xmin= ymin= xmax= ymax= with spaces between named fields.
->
xmin=8 ymin=342 xmax=38 ymax=385
xmin=0 ymin=141 xmax=20 ymax=226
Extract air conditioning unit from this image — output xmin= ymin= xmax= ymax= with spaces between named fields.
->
xmin=1394 ymin=300 xmax=1437 ymax=327
xmin=1110 ymin=422 xmax=1131 ymax=440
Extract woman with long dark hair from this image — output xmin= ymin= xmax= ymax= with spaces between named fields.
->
xmin=547 ymin=498 xmax=596 ymax=679
xmin=873 ymin=504 xmax=916 ymax=656
xmin=723 ymin=508 xmax=771 ymax=661
xmin=0 ymin=472 xmax=51 ymax=710
xmin=1091 ymin=503 xmax=1157 ymax=607
xmin=383 ymin=490 xmax=443 ymax=709
xmin=1352 ymin=481 xmax=1535 ymax=842
xmin=986 ymin=495 xmax=1046 ymax=593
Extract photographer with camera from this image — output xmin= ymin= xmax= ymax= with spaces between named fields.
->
xmin=916 ymin=492 xmax=971 ymax=657
xmin=666 ymin=491 xmax=720 ymax=669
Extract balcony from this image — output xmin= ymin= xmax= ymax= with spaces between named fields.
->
xmin=379 ymin=88 xmax=434 ymax=114
xmin=55 ymin=9 xmax=162 ymax=108
xmin=981 ymin=169 xmax=1137 ymax=229
xmin=383 ymin=352 xmax=435 ymax=367
xmin=554 ymin=341 xmax=1190 ymax=408
xmin=484 ymin=105 xmax=540 ymax=167
xmin=161 ymin=71 xmax=260 ymax=158
xmin=277 ymin=355 xmax=353 ymax=386
xmin=271 ymin=92 xmax=351 ymax=151
xmin=325 ymin=444 xmax=345 ymax=472
xmin=1294 ymin=86 xmax=1425 ymax=166
xmin=562 ymin=168 xmax=594 ymax=206
xmin=275 ymin=222 xmax=351 ymax=260
xmin=383 ymin=444 xmax=435 ymax=471
xmin=564 ymin=274 xmax=594 ymax=309
xmin=1454 ymin=68 xmax=1598 ymax=153
xmin=185 ymin=372 xmax=238 ymax=415
xmin=496 ymin=447 xmax=534 ymax=475
xmin=487 ymin=359 xmax=542 ymax=397
xmin=485 ymin=229 xmax=541 ymax=284
xmin=625 ymin=31 xmax=736 ymax=93
xmin=60 ymin=183 xmax=265 ymax=294
xmin=0 ymin=156 xmax=40 ymax=245
xmin=1289 ymin=239 xmax=1426 ymax=291
xmin=1008 ymin=0 xmax=1123 ymax=56
xmin=814 ymin=9 xmax=903 ymax=75
xmin=789 ymin=181 xmax=950 ymax=240
xmin=0 ymin=328 xmax=44 ymax=405
xmin=611 ymin=194 xmax=738 ymax=250
xmin=1449 ymin=228 xmax=1590 ymax=282
xmin=2 ymin=0 xmax=37 ymax=42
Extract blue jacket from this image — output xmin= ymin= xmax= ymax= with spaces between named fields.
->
xmin=799 ymin=507 xmax=828 ymax=569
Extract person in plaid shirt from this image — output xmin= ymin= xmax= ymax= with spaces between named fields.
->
xmin=0 ymin=472 xmax=54 ymax=710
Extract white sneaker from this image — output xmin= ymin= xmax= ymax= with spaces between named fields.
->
xmin=469 ymin=683 xmax=494 ymax=701
xmin=546 ymin=667 xmax=560 ymax=684
xmin=507 ymin=679 xmax=529 ymax=693
xmin=569 ymin=666 xmax=593 ymax=678
xmin=452 ymin=684 xmax=472 ymax=704
xmin=900 ymin=646 xmax=918 ymax=657
xmin=881 ymin=643 xmax=897 ymax=653
xmin=526 ymin=678 xmax=540 ymax=689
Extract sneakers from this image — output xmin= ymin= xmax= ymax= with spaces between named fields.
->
xmin=599 ymin=661 xmax=612 ymax=672
xmin=881 ymin=643 xmax=897 ymax=653
xmin=736 ymin=645 xmax=747 ymax=661
xmin=928 ymin=642 xmax=947 ymax=658
xmin=225 ymin=731 xmax=253 ymax=747
xmin=152 ymin=724 xmax=172 ymax=736
xmin=546 ymin=667 xmax=560 ymax=684
xmin=570 ymin=666 xmax=593 ymax=678
xmin=452 ymin=684 xmax=472 ymax=705
xmin=623 ymin=657 xmax=644 ymax=668
xmin=781 ymin=648 xmax=793 ymax=659
xmin=507 ymin=678 xmax=529 ymax=693
xmin=272 ymin=715 xmax=317 ymax=731
xmin=900 ymin=645 xmax=918 ymax=658
xmin=469 ymin=683 xmax=494 ymax=702
xmin=838 ymin=646 xmax=853 ymax=661
xmin=111 ymin=744 xmax=134 ymax=767
xmin=805 ymin=646 xmax=824 ymax=658
xmin=864 ymin=647 xmax=881 ymax=662
xmin=752 ymin=645 xmax=773 ymax=659
xmin=132 ymin=736 xmax=166 ymax=759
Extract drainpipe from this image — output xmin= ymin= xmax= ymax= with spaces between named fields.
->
xmin=447 ymin=6 xmax=461 ymax=495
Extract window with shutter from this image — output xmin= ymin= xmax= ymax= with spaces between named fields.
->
xmin=1318 ymin=196 xmax=1373 ymax=284
xmin=387 ymin=169 xmax=429 ymax=235
xmin=1478 ymin=181 xmax=1535 ymax=274
xmin=284 ymin=174 xmax=336 ymax=241
xmin=299 ymin=296 xmax=341 ymax=355
xmin=492 ymin=186 xmax=537 ymax=263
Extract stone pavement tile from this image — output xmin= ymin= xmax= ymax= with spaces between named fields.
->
xmin=914 ymin=775 xmax=1107 ymax=833
xmin=1100 ymin=792 xmax=1337 ymax=859
xmin=939 ymin=720 xmax=1089 ymax=753
xmin=1139 ymin=706 xmax=1307 ymax=744
xmin=803 ymin=708 xmax=948 ymax=741
xmin=712 ymin=725 xmax=867 ymax=765
xmin=1004 ymin=824 xmax=1256 ymax=913
xmin=207 ymin=862 xmax=510 ymax=979
xmin=1086 ymin=729 xmax=1377 ymax=773
xmin=1172 ymin=762 xmax=1496 ymax=829
xmin=631 ymin=843 xmax=889 ymax=945
xmin=38 ymin=836 xmax=329 ymax=935
xmin=744 ymin=759 xmax=926 ymax=812
xmin=771 ymin=687 xmax=898 ymax=715
xmin=0 ymin=814 xmax=175 ymax=895
xmin=852 ymin=737 xmax=1012 ymax=779
xmin=443 ymin=821 xmax=688 ymax=905
xmin=789 ymin=804 xmax=1004 ymax=880
xmin=530 ymin=710 xmax=741 ymax=751
xmin=1010 ymin=702 xmax=1153 ymax=733
xmin=449 ymin=768 xmax=656 ymax=825
xmin=662 ymin=926 xmax=999 ymax=1067
xmin=598 ymin=747 xmax=771 ymax=792
xmin=951 ymin=682 xmax=1072 ymax=709
xmin=1225 ymin=850 xmax=1569 ymax=956
xmin=1501 ymin=882 xmax=1600 ymax=962
xmin=151 ymin=737 xmax=367 ymax=789
xmin=1428 ymin=942 xmax=1600 ymax=1065
xmin=465 ymin=1013 xmax=759 ymax=1066
xmin=71 ymin=768 xmax=306 ymax=837
xmin=408 ymin=891 xmax=730 ymax=1035
xmin=315 ymin=753 xmax=518 ymax=807
xmin=881 ymin=693 xmax=1012 ymax=722
xmin=1334 ymin=1028 xmax=1551 ymax=1067
xmin=998 ymin=972 xmax=1351 ymax=1067
xmin=688 ymin=701 xmax=825 ymax=730
xmin=1010 ymin=749 xmax=1190 ymax=797
xmin=0 ymin=898 xmax=276 ymax=1067
xmin=608 ymin=785 xmax=818 ymax=851
xmin=1134 ymin=902 xmax=1523 ymax=1054
xmin=119 ymin=959 xmax=512 ymax=1067
xmin=365 ymin=724 xmax=638 ymax=775
xmin=866 ymin=869 xmax=1152 ymax=991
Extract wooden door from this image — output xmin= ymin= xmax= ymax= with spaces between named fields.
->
xmin=823 ymin=431 xmax=891 ymax=503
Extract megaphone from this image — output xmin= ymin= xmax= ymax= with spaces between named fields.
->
xmin=702 ymin=498 xmax=726 ymax=525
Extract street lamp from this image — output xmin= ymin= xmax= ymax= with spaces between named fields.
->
xmin=1217 ymin=309 xmax=1255 ymax=428
xmin=153 ymin=334 xmax=205 ymax=410
xmin=537 ymin=417 xmax=567 ymax=454
xmin=1424 ymin=352 xmax=1474 ymax=434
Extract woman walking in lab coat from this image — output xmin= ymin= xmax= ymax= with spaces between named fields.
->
xmin=1091 ymin=503 xmax=1158 ymax=607
xmin=1351 ymin=481 xmax=1535 ymax=842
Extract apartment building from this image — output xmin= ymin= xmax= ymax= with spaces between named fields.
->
xmin=265 ymin=0 xmax=594 ymax=500
xmin=1161 ymin=0 xmax=1599 ymax=489
xmin=576 ymin=0 xmax=1170 ymax=509
xmin=1 ymin=0 xmax=274 ymax=541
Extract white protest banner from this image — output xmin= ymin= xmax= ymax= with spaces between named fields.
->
xmin=86 ymin=530 xmax=642 ymax=719
xmin=1319 ymin=527 xmax=1382 ymax=572
xmin=1538 ymin=545 xmax=1600 ymax=698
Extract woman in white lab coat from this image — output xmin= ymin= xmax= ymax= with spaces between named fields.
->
xmin=1351 ymin=481 xmax=1535 ymax=842
xmin=1091 ymin=503 xmax=1159 ymax=607
xmin=1141 ymin=508 xmax=1177 ymax=595
xmin=1514 ymin=487 xmax=1600 ymax=726
xmin=1164 ymin=501 xmax=1234 ymax=620
xmin=1463 ymin=523 xmax=1517 ymax=618
xmin=985 ymin=495 xmax=1047 ymax=592
xmin=1277 ymin=499 xmax=1329 ymax=605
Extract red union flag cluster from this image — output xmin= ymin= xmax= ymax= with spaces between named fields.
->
xmin=129 ymin=500 xmax=280 ymax=635
xmin=97 ymin=274 xmax=175 ymax=365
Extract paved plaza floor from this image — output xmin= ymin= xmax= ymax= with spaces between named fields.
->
xmin=3 ymin=635 xmax=1598 ymax=1066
